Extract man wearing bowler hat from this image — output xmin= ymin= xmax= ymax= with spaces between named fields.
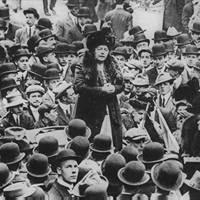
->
xmin=48 ymin=149 xmax=80 ymax=200
xmin=190 ymin=22 xmax=200 ymax=48
xmin=15 ymin=8 xmax=39 ymax=45
xmin=66 ymin=7 xmax=92 ymax=44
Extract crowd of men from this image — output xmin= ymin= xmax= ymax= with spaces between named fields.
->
xmin=0 ymin=0 xmax=200 ymax=199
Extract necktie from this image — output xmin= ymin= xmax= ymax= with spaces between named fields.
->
xmin=162 ymin=97 xmax=165 ymax=107
xmin=16 ymin=115 xmax=20 ymax=126
xmin=29 ymin=27 xmax=31 ymax=38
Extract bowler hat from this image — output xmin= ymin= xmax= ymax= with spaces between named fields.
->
xmin=166 ymin=59 xmax=184 ymax=74
xmin=129 ymin=25 xmax=146 ymax=36
xmin=137 ymin=142 xmax=166 ymax=164
xmin=6 ymin=93 xmax=26 ymax=108
xmin=133 ymin=33 xmax=150 ymax=46
xmin=120 ymin=145 xmax=139 ymax=162
xmin=57 ymin=149 xmax=81 ymax=164
xmin=54 ymin=43 xmax=76 ymax=55
xmin=0 ymin=18 xmax=7 ymax=30
xmin=3 ymin=182 xmax=35 ymax=198
xmin=36 ymin=18 xmax=52 ymax=30
xmin=25 ymin=85 xmax=45 ymax=96
xmin=67 ymin=136 xmax=90 ymax=159
xmin=0 ymin=63 xmax=17 ymax=78
xmin=26 ymin=153 xmax=51 ymax=177
xmin=131 ymin=74 xmax=149 ymax=86
xmin=66 ymin=0 xmax=79 ymax=8
xmin=0 ymin=77 xmax=17 ymax=91
xmin=38 ymin=29 xmax=56 ymax=41
xmin=65 ymin=119 xmax=91 ymax=140
xmin=102 ymin=153 xmax=126 ymax=184
xmin=176 ymin=34 xmax=191 ymax=46
xmin=33 ymin=136 xmax=59 ymax=158
xmin=23 ymin=7 xmax=39 ymax=19
xmin=0 ymin=142 xmax=25 ymax=165
xmin=151 ymin=160 xmax=185 ymax=191
xmin=90 ymin=134 xmax=113 ymax=153
xmin=164 ymin=41 xmax=174 ymax=53
xmin=28 ymin=63 xmax=47 ymax=79
xmin=152 ymin=30 xmax=169 ymax=42
xmin=86 ymin=30 xmax=115 ymax=51
xmin=13 ymin=48 xmax=31 ymax=60
xmin=154 ymin=72 xmax=175 ymax=86
xmin=77 ymin=7 xmax=90 ymax=18
xmin=118 ymin=161 xmax=150 ymax=186
xmin=182 ymin=44 xmax=199 ymax=55
xmin=83 ymin=24 xmax=97 ymax=37
xmin=44 ymin=68 xmax=60 ymax=80
xmin=35 ymin=45 xmax=54 ymax=56
xmin=84 ymin=185 xmax=107 ymax=200
xmin=53 ymin=81 xmax=73 ymax=99
xmin=4 ymin=127 xmax=26 ymax=141
xmin=138 ymin=48 xmax=152 ymax=57
xmin=0 ymin=162 xmax=14 ymax=189
xmin=185 ymin=170 xmax=200 ymax=191
xmin=112 ymin=46 xmax=129 ymax=58
xmin=190 ymin=22 xmax=200 ymax=34
xmin=0 ymin=7 xmax=9 ymax=20
xmin=166 ymin=26 xmax=181 ymax=37
xmin=152 ymin=44 xmax=167 ymax=57
xmin=27 ymin=35 xmax=41 ymax=53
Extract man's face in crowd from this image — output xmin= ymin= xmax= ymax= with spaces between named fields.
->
xmin=46 ymin=79 xmax=60 ymax=90
xmin=158 ymin=81 xmax=172 ymax=95
xmin=60 ymin=87 xmax=76 ymax=104
xmin=139 ymin=52 xmax=151 ymax=68
xmin=77 ymin=17 xmax=91 ymax=26
xmin=153 ymin=55 xmax=165 ymax=71
xmin=5 ymin=73 xmax=21 ymax=86
xmin=25 ymin=13 xmax=37 ymax=27
xmin=184 ymin=54 xmax=198 ymax=67
xmin=57 ymin=54 xmax=68 ymax=67
xmin=166 ymin=51 xmax=176 ymax=61
xmin=58 ymin=160 xmax=79 ymax=184
xmin=191 ymin=32 xmax=200 ymax=44
xmin=44 ymin=52 xmax=57 ymax=64
xmin=66 ymin=54 xmax=77 ymax=66
xmin=132 ymin=108 xmax=145 ymax=125
xmin=94 ymin=45 xmax=109 ymax=62
xmin=136 ymin=41 xmax=148 ymax=52
xmin=46 ymin=37 xmax=56 ymax=48
xmin=28 ymin=92 xmax=43 ymax=108
xmin=11 ymin=104 xmax=23 ymax=115
xmin=135 ymin=85 xmax=148 ymax=96
xmin=124 ymin=79 xmax=133 ymax=93
xmin=69 ymin=6 xmax=79 ymax=16
xmin=16 ymin=56 xmax=30 ymax=71
xmin=45 ymin=108 xmax=58 ymax=122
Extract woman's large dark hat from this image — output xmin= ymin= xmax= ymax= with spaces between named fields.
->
xmin=23 ymin=8 xmax=39 ymax=19
xmin=86 ymin=30 xmax=115 ymax=51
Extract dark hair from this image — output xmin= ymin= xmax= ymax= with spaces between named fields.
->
xmin=38 ymin=104 xmax=56 ymax=118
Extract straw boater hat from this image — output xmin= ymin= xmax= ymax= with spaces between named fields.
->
xmin=154 ymin=72 xmax=175 ymax=86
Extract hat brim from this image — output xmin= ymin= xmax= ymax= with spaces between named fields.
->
xmin=133 ymin=39 xmax=150 ymax=45
xmin=137 ymin=153 xmax=167 ymax=164
xmin=44 ymin=76 xmax=60 ymax=80
xmin=176 ymin=41 xmax=191 ymax=46
xmin=191 ymin=29 xmax=200 ymax=34
xmin=26 ymin=164 xmax=51 ymax=178
xmin=0 ymin=84 xmax=17 ymax=91
xmin=65 ymin=126 xmax=91 ymax=141
xmin=151 ymin=163 xmax=186 ymax=191
xmin=28 ymin=70 xmax=43 ymax=79
xmin=154 ymin=78 xmax=175 ymax=86
xmin=0 ymin=171 xmax=15 ymax=189
xmin=13 ymin=53 xmax=32 ymax=60
xmin=0 ymin=70 xmax=18 ymax=78
xmin=152 ymin=38 xmax=169 ymax=42
xmin=33 ymin=146 xmax=60 ymax=158
xmin=118 ymin=167 xmax=150 ymax=186
xmin=57 ymin=155 xmax=82 ymax=165
xmin=89 ymin=143 xmax=113 ymax=153
xmin=182 ymin=52 xmax=199 ymax=55
xmin=5 ymin=152 xmax=25 ymax=165
xmin=6 ymin=100 xmax=27 ymax=108
xmin=152 ymin=52 xmax=167 ymax=58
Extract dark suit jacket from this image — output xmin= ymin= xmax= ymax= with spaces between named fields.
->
xmin=182 ymin=1 xmax=193 ymax=32
xmin=6 ymin=23 xmax=21 ymax=41
xmin=1 ymin=112 xmax=35 ymax=130
xmin=57 ymin=104 xmax=72 ymax=126
xmin=66 ymin=24 xmax=84 ymax=44
xmin=146 ymin=67 xmax=158 ymax=86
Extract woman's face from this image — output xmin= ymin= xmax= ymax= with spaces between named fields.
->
xmin=94 ymin=45 xmax=109 ymax=62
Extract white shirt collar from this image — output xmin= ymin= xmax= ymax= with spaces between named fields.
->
xmin=57 ymin=177 xmax=74 ymax=191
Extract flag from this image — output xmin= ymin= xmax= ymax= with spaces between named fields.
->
xmin=156 ymin=107 xmax=179 ymax=153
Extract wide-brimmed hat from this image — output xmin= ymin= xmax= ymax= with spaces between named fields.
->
xmin=185 ymin=170 xmax=200 ymax=191
xmin=120 ymin=145 xmax=139 ymax=163
xmin=77 ymin=7 xmax=90 ymax=18
xmin=166 ymin=26 xmax=181 ymax=37
xmin=56 ymin=149 xmax=81 ymax=164
xmin=164 ymin=41 xmax=174 ymax=53
xmin=54 ymin=43 xmax=76 ymax=55
xmin=118 ymin=161 xmax=150 ymax=186
xmin=67 ymin=136 xmax=90 ymax=159
xmin=26 ymin=153 xmax=51 ymax=177
xmin=151 ymin=160 xmax=185 ymax=191
xmin=0 ymin=63 xmax=17 ymax=78
xmin=0 ymin=142 xmax=25 ymax=165
xmin=152 ymin=30 xmax=169 ymax=42
xmin=36 ymin=18 xmax=52 ymax=30
xmin=53 ymin=81 xmax=73 ymax=99
xmin=86 ymin=30 xmax=115 ymax=51
xmin=152 ymin=44 xmax=167 ymax=57
xmin=6 ymin=93 xmax=26 ymax=108
xmin=3 ymin=182 xmax=36 ymax=198
xmin=38 ymin=29 xmax=56 ymax=41
xmin=65 ymin=119 xmax=91 ymax=140
xmin=0 ymin=7 xmax=9 ymax=20
xmin=133 ymin=33 xmax=150 ymax=46
xmin=0 ymin=77 xmax=17 ymax=91
xmin=33 ymin=136 xmax=59 ymax=158
xmin=101 ymin=153 xmax=126 ymax=184
xmin=166 ymin=59 xmax=185 ymax=74
xmin=35 ymin=45 xmax=54 ymax=56
xmin=176 ymin=34 xmax=191 ymax=46
xmin=154 ymin=72 xmax=175 ymax=86
xmin=0 ymin=18 xmax=7 ymax=31
xmin=137 ymin=142 xmax=166 ymax=164
xmin=23 ymin=7 xmax=39 ymax=19
xmin=4 ymin=127 xmax=26 ymax=141
xmin=190 ymin=22 xmax=200 ymax=34
xmin=28 ymin=63 xmax=47 ymax=79
xmin=182 ymin=44 xmax=199 ymax=55
xmin=13 ymin=48 xmax=31 ymax=60
xmin=0 ymin=162 xmax=14 ymax=189
xmin=129 ymin=25 xmax=146 ymax=36
xmin=90 ymin=134 xmax=113 ymax=153
xmin=83 ymin=24 xmax=97 ymax=37
xmin=131 ymin=74 xmax=149 ymax=86
xmin=44 ymin=68 xmax=60 ymax=80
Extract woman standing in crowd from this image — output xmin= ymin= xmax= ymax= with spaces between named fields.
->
xmin=74 ymin=30 xmax=123 ymax=151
